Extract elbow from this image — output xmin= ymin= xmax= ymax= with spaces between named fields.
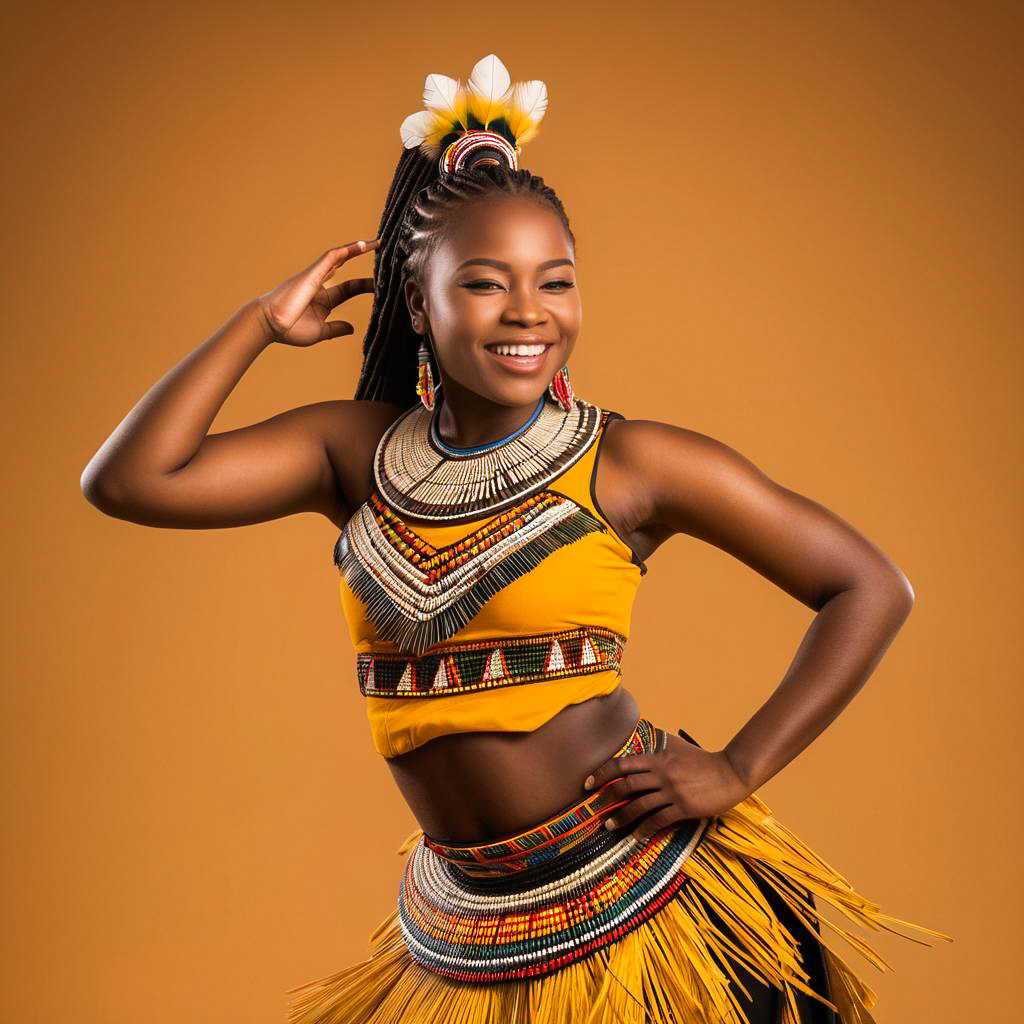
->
xmin=80 ymin=462 xmax=129 ymax=518
xmin=878 ymin=565 xmax=916 ymax=624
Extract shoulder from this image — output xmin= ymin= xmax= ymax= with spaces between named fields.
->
xmin=314 ymin=398 xmax=407 ymax=443
xmin=599 ymin=414 xmax=776 ymax=533
xmin=309 ymin=399 xmax=408 ymax=520
xmin=600 ymin=414 xmax=752 ymax=484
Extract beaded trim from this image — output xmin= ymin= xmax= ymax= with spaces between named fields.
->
xmin=357 ymin=625 xmax=626 ymax=698
xmin=335 ymin=490 xmax=608 ymax=656
xmin=373 ymin=396 xmax=603 ymax=521
xmin=424 ymin=718 xmax=657 ymax=870
xmin=397 ymin=717 xmax=711 ymax=981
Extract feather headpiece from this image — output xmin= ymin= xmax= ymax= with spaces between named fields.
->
xmin=399 ymin=54 xmax=549 ymax=174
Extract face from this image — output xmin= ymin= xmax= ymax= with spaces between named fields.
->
xmin=405 ymin=196 xmax=581 ymax=408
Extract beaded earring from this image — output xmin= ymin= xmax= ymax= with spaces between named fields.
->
xmin=415 ymin=324 xmax=439 ymax=411
xmin=547 ymin=364 xmax=574 ymax=411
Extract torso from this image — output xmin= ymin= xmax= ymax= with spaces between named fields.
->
xmin=386 ymin=685 xmax=642 ymax=841
xmin=323 ymin=399 xmax=670 ymax=843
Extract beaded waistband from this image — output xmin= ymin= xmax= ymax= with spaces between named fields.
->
xmin=398 ymin=715 xmax=711 ymax=982
xmin=423 ymin=716 xmax=665 ymax=876
xmin=358 ymin=624 xmax=625 ymax=698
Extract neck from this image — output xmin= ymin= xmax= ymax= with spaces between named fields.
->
xmin=433 ymin=379 xmax=546 ymax=450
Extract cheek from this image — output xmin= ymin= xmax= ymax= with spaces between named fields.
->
xmin=434 ymin=288 xmax=487 ymax=329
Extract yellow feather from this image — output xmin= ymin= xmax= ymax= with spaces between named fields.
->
xmin=505 ymin=79 xmax=548 ymax=147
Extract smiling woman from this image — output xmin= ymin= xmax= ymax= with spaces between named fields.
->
xmin=78 ymin=48 xmax=951 ymax=1024
xmin=280 ymin=55 xmax=952 ymax=1024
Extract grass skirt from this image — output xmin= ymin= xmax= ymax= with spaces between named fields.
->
xmin=287 ymin=720 xmax=952 ymax=1023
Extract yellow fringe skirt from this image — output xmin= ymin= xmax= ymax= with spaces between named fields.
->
xmin=287 ymin=719 xmax=952 ymax=1024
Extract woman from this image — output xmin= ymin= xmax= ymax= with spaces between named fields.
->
xmin=81 ymin=54 xmax=950 ymax=1024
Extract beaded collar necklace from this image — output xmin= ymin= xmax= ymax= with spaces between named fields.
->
xmin=373 ymin=394 xmax=603 ymax=522
xmin=429 ymin=396 xmax=545 ymax=455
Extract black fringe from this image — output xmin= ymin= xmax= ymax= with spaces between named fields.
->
xmin=339 ymin=507 xmax=607 ymax=655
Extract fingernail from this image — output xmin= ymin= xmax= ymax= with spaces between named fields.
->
xmin=605 ymin=818 xmax=616 ymax=830
xmin=584 ymin=776 xmax=594 ymax=790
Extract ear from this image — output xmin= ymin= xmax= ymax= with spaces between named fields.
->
xmin=404 ymin=276 xmax=427 ymax=333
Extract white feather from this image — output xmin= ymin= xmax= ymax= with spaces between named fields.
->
xmin=423 ymin=74 xmax=461 ymax=118
xmin=467 ymin=53 xmax=511 ymax=126
xmin=399 ymin=109 xmax=434 ymax=149
xmin=511 ymin=80 xmax=548 ymax=125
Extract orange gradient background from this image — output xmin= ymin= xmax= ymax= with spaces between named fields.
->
xmin=2 ymin=3 xmax=1019 ymax=1021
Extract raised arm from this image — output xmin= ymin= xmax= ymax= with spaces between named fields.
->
xmin=81 ymin=239 xmax=402 ymax=529
xmin=583 ymin=418 xmax=915 ymax=840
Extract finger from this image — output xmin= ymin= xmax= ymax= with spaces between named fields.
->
xmin=603 ymin=793 xmax=674 ymax=832
xmin=324 ymin=277 xmax=375 ymax=308
xmin=633 ymin=807 xmax=684 ymax=843
xmin=320 ymin=319 xmax=354 ymax=340
xmin=584 ymin=753 xmax=657 ymax=792
xmin=331 ymin=237 xmax=381 ymax=266
xmin=592 ymin=771 xmax=661 ymax=812
xmin=315 ymin=238 xmax=380 ymax=280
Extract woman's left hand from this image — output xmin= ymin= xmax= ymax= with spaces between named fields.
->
xmin=583 ymin=733 xmax=752 ymax=842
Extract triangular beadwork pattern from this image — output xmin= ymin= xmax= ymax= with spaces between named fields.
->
xmin=336 ymin=490 xmax=608 ymax=655
xmin=356 ymin=626 xmax=626 ymax=697
xmin=481 ymin=648 xmax=508 ymax=683
xmin=544 ymin=638 xmax=567 ymax=673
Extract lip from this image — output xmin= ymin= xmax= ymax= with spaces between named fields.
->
xmin=484 ymin=340 xmax=554 ymax=374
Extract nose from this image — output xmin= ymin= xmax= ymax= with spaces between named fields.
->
xmin=500 ymin=282 xmax=547 ymax=327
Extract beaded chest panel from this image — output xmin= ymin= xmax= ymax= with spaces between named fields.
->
xmin=334 ymin=488 xmax=609 ymax=656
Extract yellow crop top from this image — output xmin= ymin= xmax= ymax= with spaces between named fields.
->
xmin=332 ymin=398 xmax=647 ymax=759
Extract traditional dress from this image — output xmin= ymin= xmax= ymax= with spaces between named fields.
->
xmin=287 ymin=395 xmax=951 ymax=1024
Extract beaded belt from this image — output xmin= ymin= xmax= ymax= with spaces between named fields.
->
xmin=397 ymin=717 xmax=711 ymax=982
xmin=358 ymin=624 xmax=626 ymax=697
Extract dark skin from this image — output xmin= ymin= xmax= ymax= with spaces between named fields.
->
xmin=81 ymin=198 xmax=915 ymax=845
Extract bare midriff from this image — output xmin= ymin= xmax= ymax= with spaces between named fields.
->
xmin=384 ymin=686 xmax=641 ymax=843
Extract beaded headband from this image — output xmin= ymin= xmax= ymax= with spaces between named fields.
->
xmin=399 ymin=53 xmax=548 ymax=175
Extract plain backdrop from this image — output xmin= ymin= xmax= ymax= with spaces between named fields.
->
xmin=2 ymin=2 xmax=1020 ymax=1021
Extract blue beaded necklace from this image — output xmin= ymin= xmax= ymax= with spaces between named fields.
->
xmin=429 ymin=396 xmax=545 ymax=456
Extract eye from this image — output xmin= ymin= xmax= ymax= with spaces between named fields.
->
xmin=461 ymin=280 xmax=504 ymax=291
xmin=460 ymin=278 xmax=576 ymax=292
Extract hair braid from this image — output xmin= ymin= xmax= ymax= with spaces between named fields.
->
xmin=354 ymin=149 xmax=576 ymax=408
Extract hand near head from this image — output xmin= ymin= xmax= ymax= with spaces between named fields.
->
xmin=255 ymin=238 xmax=379 ymax=346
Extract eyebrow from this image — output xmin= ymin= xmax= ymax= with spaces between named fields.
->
xmin=456 ymin=257 xmax=575 ymax=272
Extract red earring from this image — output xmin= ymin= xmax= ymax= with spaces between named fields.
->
xmin=414 ymin=323 xmax=438 ymax=411
xmin=547 ymin=365 xmax=573 ymax=411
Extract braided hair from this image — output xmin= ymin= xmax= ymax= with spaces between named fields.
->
xmin=354 ymin=148 xmax=576 ymax=408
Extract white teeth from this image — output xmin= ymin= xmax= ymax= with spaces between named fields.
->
xmin=491 ymin=343 xmax=546 ymax=356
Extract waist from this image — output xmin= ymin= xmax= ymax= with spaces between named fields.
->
xmin=421 ymin=715 xmax=666 ymax=877
xmin=385 ymin=684 xmax=640 ymax=837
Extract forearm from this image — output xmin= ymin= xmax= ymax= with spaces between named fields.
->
xmin=82 ymin=299 xmax=275 ymax=501
xmin=722 ymin=573 xmax=914 ymax=792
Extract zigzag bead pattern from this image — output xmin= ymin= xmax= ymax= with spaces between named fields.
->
xmin=335 ymin=490 xmax=608 ymax=656
xmin=357 ymin=625 xmax=626 ymax=698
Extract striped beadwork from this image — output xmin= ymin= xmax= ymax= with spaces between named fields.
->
xmin=357 ymin=625 xmax=626 ymax=698
xmin=397 ymin=718 xmax=710 ymax=982
xmin=335 ymin=490 xmax=608 ymax=656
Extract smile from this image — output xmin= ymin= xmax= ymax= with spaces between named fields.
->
xmin=484 ymin=341 xmax=554 ymax=372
